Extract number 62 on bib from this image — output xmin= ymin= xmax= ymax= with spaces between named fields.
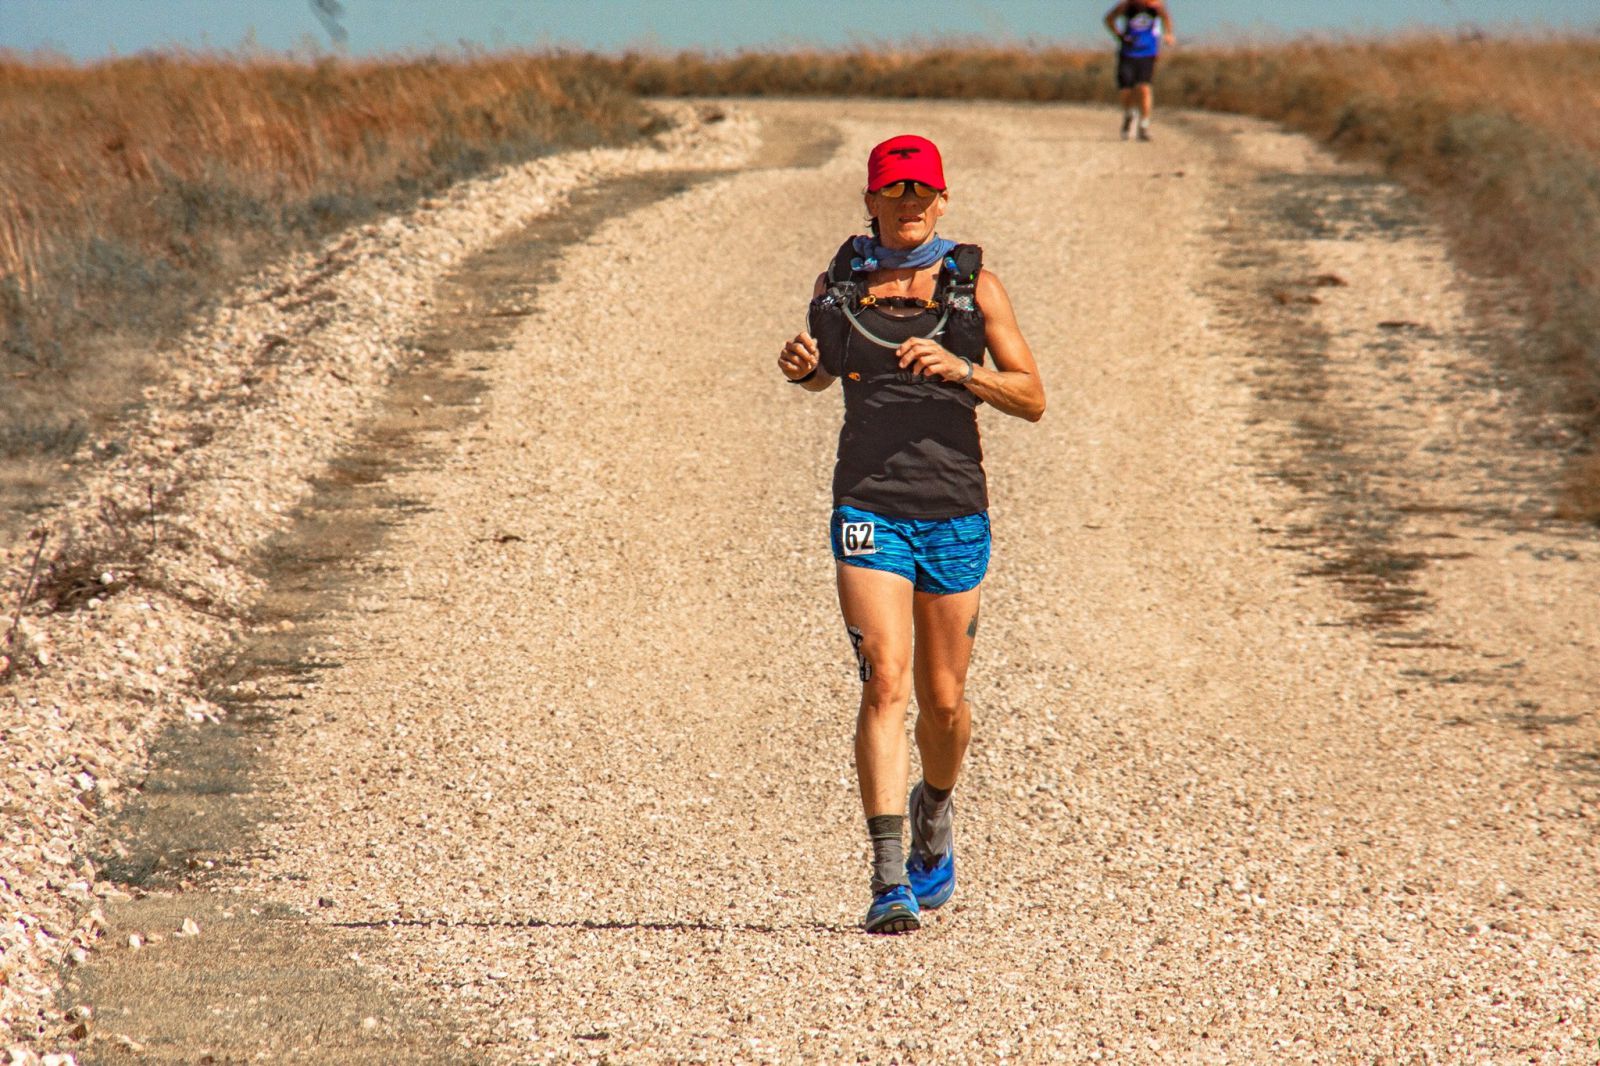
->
xmin=841 ymin=521 xmax=877 ymax=556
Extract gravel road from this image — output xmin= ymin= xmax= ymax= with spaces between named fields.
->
xmin=28 ymin=100 xmax=1600 ymax=1062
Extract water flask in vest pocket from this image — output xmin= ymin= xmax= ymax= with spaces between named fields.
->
xmin=809 ymin=293 xmax=848 ymax=376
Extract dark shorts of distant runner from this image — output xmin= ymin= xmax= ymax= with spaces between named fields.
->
xmin=1116 ymin=54 xmax=1157 ymax=89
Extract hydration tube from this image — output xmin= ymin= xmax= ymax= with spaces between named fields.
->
xmin=841 ymin=301 xmax=950 ymax=350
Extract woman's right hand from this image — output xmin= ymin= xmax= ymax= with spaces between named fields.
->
xmin=779 ymin=332 xmax=821 ymax=381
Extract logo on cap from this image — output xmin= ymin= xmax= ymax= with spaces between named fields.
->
xmin=867 ymin=135 xmax=945 ymax=191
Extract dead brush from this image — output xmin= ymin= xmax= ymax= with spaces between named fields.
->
xmin=0 ymin=50 xmax=650 ymax=502
xmin=2 ymin=482 xmax=186 ymax=681
xmin=27 ymin=492 xmax=160 ymax=614
xmin=1 ymin=529 xmax=47 ymax=681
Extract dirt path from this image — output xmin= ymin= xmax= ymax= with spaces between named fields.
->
xmin=70 ymin=101 xmax=1599 ymax=1063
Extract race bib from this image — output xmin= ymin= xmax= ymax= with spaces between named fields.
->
xmin=841 ymin=521 xmax=877 ymax=556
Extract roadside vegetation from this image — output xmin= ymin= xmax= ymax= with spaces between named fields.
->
xmin=0 ymin=51 xmax=649 ymax=482
xmin=614 ymin=35 xmax=1600 ymax=517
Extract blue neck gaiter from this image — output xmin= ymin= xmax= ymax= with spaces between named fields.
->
xmin=851 ymin=234 xmax=958 ymax=273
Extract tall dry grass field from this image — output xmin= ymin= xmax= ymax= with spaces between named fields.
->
xmin=612 ymin=35 xmax=1600 ymax=515
xmin=0 ymin=51 xmax=645 ymax=469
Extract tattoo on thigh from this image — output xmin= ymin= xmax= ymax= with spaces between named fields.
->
xmin=846 ymin=625 xmax=872 ymax=683
xmin=966 ymin=609 xmax=980 ymax=639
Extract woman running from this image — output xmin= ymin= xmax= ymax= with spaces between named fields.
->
xmin=1105 ymin=0 xmax=1177 ymax=140
xmin=778 ymin=135 xmax=1046 ymax=933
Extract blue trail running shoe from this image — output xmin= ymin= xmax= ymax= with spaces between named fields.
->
xmin=863 ymin=884 xmax=921 ymax=934
xmin=906 ymin=847 xmax=955 ymax=910
xmin=907 ymin=782 xmax=956 ymax=909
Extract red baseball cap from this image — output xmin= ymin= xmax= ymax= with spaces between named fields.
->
xmin=866 ymin=135 xmax=945 ymax=192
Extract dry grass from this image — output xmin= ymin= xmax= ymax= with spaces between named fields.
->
xmin=609 ymin=35 xmax=1600 ymax=518
xmin=0 ymin=50 xmax=649 ymax=465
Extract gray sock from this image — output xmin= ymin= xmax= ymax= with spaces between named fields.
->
xmin=867 ymin=814 xmax=908 ymax=894
xmin=911 ymin=781 xmax=955 ymax=864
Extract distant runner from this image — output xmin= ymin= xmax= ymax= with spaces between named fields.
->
xmin=1104 ymin=0 xmax=1176 ymax=141
xmin=777 ymin=135 xmax=1046 ymax=934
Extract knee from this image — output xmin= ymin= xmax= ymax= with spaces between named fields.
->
xmin=856 ymin=650 xmax=911 ymax=717
xmin=847 ymin=623 xmax=908 ymax=687
xmin=919 ymin=696 xmax=969 ymax=732
xmin=860 ymin=663 xmax=912 ymax=716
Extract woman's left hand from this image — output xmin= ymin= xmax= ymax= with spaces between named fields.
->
xmin=896 ymin=337 xmax=970 ymax=383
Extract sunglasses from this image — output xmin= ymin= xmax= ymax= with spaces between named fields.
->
xmin=872 ymin=180 xmax=943 ymax=199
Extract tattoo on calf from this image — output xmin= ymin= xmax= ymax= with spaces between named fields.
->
xmin=967 ymin=610 xmax=980 ymax=639
xmin=846 ymin=625 xmax=872 ymax=682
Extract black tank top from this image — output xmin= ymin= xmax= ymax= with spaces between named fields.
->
xmin=819 ymin=298 xmax=988 ymax=519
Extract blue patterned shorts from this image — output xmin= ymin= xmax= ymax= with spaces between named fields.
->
xmin=829 ymin=505 xmax=991 ymax=594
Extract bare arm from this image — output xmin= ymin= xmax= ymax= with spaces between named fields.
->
xmin=1104 ymin=2 xmax=1126 ymax=40
xmin=1158 ymin=2 xmax=1176 ymax=47
xmin=895 ymin=270 xmax=1046 ymax=423
xmin=965 ymin=270 xmax=1046 ymax=421
xmin=778 ymin=273 xmax=837 ymax=392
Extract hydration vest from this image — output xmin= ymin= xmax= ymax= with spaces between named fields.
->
xmin=808 ymin=237 xmax=985 ymax=377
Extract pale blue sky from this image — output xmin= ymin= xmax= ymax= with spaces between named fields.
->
xmin=0 ymin=0 xmax=1586 ymax=59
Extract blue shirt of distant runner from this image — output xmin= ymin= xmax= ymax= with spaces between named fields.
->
xmin=1118 ymin=3 xmax=1163 ymax=59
